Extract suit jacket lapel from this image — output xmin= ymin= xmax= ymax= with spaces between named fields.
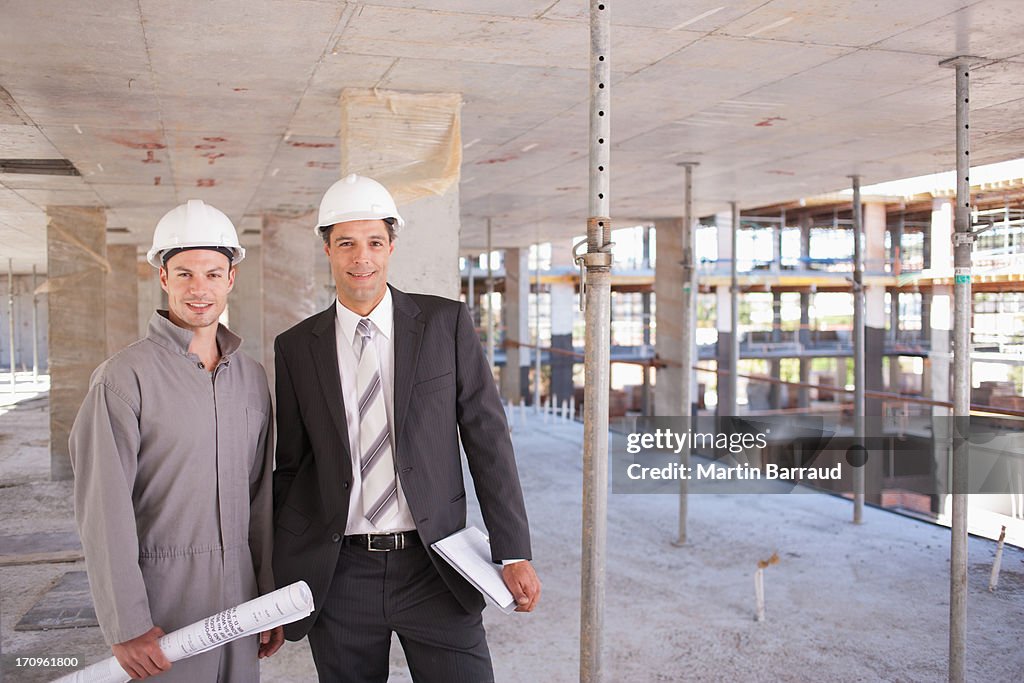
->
xmin=310 ymin=305 xmax=352 ymax=487
xmin=391 ymin=286 xmax=423 ymax=447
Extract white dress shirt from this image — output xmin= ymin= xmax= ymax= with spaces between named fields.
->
xmin=335 ymin=289 xmax=417 ymax=534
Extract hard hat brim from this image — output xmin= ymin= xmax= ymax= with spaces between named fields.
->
xmin=147 ymin=243 xmax=246 ymax=268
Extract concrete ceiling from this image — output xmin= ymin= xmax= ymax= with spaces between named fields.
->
xmin=2 ymin=0 xmax=1023 ymax=271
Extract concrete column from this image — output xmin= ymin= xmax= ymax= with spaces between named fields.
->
xmin=501 ymin=248 xmax=530 ymax=404
xmin=773 ymin=209 xmax=784 ymax=272
xmin=925 ymin=197 xmax=955 ymax=402
xmin=862 ymin=202 xmax=887 ymax=503
xmin=105 ymin=244 xmax=140 ymax=356
xmin=798 ymin=215 xmax=813 ymax=408
xmin=653 ymin=217 xmax=684 ymax=416
xmin=864 ymin=203 xmax=887 ymax=418
xmin=262 ymin=210 xmax=321 ymax=386
xmin=893 ymin=212 xmax=905 ymax=277
xmin=389 ymin=190 xmax=460 ymax=299
xmin=930 ymin=198 xmax=954 ymax=273
xmin=137 ymin=248 xmax=164 ymax=339
xmin=714 ymin=211 xmax=736 ymax=416
xmin=466 ymin=254 xmax=476 ymax=322
xmin=928 ymin=198 xmax=954 ymax=514
xmin=798 ymin=291 xmax=811 ymax=408
xmin=47 ymin=206 xmax=107 ymax=480
xmin=921 ymin=291 xmax=933 ymax=396
xmin=888 ymin=288 xmax=902 ymax=392
xmin=641 ymin=290 xmax=652 ymax=415
xmin=548 ymin=240 xmax=576 ymax=405
xmin=769 ymin=290 xmax=782 ymax=409
xmin=799 ymin=213 xmax=812 ymax=269
xmin=231 ymin=239 xmax=264 ymax=368
xmin=929 ymin=286 xmax=952 ymax=515
xmin=835 ymin=357 xmax=848 ymax=393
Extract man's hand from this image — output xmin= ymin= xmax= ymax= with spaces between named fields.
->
xmin=258 ymin=626 xmax=285 ymax=659
xmin=112 ymin=626 xmax=170 ymax=680
xmin=501 ymin=560 xmax=541 ymax=612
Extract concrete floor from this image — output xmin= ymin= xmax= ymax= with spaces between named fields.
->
xmin=2 ymin=393 xmax=1023 ymax=682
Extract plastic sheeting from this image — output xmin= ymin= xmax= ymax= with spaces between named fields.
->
xmin=340 ymin=89 xmax=462 ymax=204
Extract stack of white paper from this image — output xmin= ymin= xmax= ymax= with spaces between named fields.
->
xmin=431 ymin=527 xmax=516 ymax=614
xmin=53 ymin=581 xmax=314 ymax=683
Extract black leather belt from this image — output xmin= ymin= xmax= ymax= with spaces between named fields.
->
xmin=344 ymin=531 xmax=420 ymax=551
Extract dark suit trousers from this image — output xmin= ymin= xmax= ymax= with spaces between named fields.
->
xmin=307 ymin=543 xmax=494 ymax=683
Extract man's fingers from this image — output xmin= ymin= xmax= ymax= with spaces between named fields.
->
xmin=113 ymin=626 xmax=170 ymax=680
xmin=259 ymin=626 xmax=285 ymax=658
xmin=502 ymin=562 xmax=541 ymax=612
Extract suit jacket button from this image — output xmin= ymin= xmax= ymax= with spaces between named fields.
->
xmin=342 ymin=481 xmax=350 ymax=489
xmin=331 ymin=533 xmax=341 ymax=543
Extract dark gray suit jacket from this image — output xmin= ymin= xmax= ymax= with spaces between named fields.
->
xmin=272 ymin=285 xmax=532 ymax=640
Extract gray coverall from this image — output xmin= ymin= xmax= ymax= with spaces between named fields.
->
xmin=70 ymin=311 xmax=274 ymax=682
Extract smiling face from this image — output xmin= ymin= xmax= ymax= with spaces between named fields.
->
xmin=160 ymin=248 xmax=235 ymax=333
xmin=323 ymin=218 xmax=394 ymax=316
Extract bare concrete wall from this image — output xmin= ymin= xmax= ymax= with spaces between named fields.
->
xmin=47 ymin=205 xmax=107 ymax=480
xmin=105 ymin=244 xmax=139 ymax=356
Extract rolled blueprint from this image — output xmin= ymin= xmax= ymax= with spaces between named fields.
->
xmin=53 ymin=581 xmax=313 ymax=683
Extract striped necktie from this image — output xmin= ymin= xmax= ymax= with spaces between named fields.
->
xmin=355 ymin=318 xmax=398 ymax=528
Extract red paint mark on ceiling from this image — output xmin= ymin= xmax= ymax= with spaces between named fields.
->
xmin=232 ymin=88 xmax=248 ymax=92
xmin=306 ymin=160 xmax=340 ymax=169
xmin=195 ymin=144 xmax=217 ymax=150
xmin=474 ymin=154 xmax=518 ymax=165
xmin=287 ymin=141 xmax=336 ymax=149
xmin=153 ymin=176 xmax=161 ymax=185
xmin=556 ymin=186 xmax=581 ymax=191
xmin=203 ymin=137 xmax=227 ymax=143
xmin=755 ymin=117 xmax=786 ymax=127
xmin=110 ymin=136 xmax=165 ymax=150
xmin=766 ymin=169 xmax=796 ymax=176
xmin=196 ymin=178 xmax=216 ymax=187
xmin=142 ymin=151 xmax=161 ymax=164
xmin=202 ymin=152 xmax=225 ymax=165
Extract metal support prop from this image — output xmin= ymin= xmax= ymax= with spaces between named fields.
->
xmin=641 ymin=225 xmax=652 ymax=417
xmin=534 ymin=242 xmax=542 ymax=410
xmin=32 ymin=264 xmax=39 ymax=380
xmin=641 ymin=290 xmax=651 ymax=416
xmin=7 ymin=259 xmax=14 ymax=392
xmin=851 ymin=175 xmax=865 ymax=524
xmin=728 ymin=201 xmax=739 ymax=418
xmin=467 ymin=253 xmax=475 ymax=322
xmin=579 ymin=2 xmax=612 ymax=681
xmin=675 ymin=161 xmax=698 ymax=547
xmin=942 ymin=54 xmax=977 ymax=683
xmin=486 ymin=219 xmax=495 ymax=371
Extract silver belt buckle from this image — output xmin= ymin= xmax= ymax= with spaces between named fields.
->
xmin=367 ymin=532 xmax=402 ymax=551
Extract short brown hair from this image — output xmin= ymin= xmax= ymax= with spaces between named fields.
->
xmin=319 ymin=218 xmax=396 ymax=244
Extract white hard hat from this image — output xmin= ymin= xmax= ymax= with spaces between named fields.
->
xmin=315 ymin=173 xmax=405 ymax=237
xmin=147 ymin=199 xmax=245 ymax=268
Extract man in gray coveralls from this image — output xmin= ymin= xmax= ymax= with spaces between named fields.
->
xmin=69 ymin=200 xmax=284 ymax=680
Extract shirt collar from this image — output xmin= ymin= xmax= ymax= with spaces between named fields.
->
xmin=335 ymin=287 xmax=393 ymax=349
xmin=146 ymin=310 xmax=242 ymax=358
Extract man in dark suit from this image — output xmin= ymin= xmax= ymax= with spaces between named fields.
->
xmin=272 ymin=174 xmax=541 ymax=682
